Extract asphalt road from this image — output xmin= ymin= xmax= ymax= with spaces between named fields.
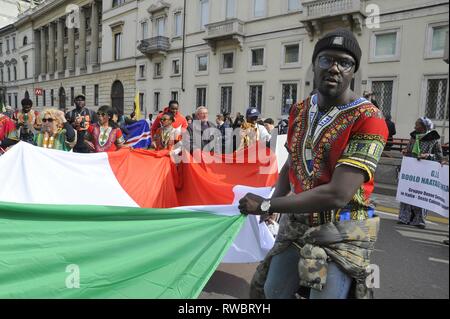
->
xmin=200 ymin=211 xmax=449 ymax=299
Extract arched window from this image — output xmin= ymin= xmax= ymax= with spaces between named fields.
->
xmin=111 ymin=80 xmax=124 ymax=115
xmin=23 ymin=36 xmax=28 ymax=46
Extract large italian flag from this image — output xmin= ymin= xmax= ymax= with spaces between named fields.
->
xmin=0 ymin=142 xmax=279 ymax=298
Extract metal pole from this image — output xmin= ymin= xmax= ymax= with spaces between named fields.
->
xmin=442 ymin=30 xmax=449 ymax=144
xmin=442 ymin=72 xmax=449 ymax=144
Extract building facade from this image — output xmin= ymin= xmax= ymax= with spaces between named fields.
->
xmin=135 ymin=0 xmax=449 ymax=140
xmin=0 ymin=0 xmax=448 ymax=140
xmin=0 ymin=0 xmax=138 ymax=116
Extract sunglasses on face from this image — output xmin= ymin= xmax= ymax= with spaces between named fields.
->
xmin=97 ymin=112 xmax=107 ymax=117
xmin=42 ymin=118 xmax=54 ymax=123
xmin=318 ymin=56 xmax=355 ymax=72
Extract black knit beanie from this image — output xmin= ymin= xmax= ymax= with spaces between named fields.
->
xmin=312 ymin=28 xmax=362 ymax=72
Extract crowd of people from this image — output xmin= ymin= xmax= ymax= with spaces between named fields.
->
xmin=0 ymin=27 xmax=449 ymax=298
xmin=0 ymin=93 xmax=283 ymax=156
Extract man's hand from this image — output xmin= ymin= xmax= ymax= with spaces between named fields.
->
xmin=238 ymin=193 xmax=265 ymax=215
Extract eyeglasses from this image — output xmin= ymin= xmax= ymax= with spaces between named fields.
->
xmin=97 ymin=112 xmax=107 ymax=117
xmin=318 ymin=56 xmax=355 ymax=73
xmin=42 ymin=118 xmax=54 ymax=123
xmin=161 ymin=118 xmax=171 ymax=122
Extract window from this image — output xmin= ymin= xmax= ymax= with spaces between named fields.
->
xmin=171 ymin=91 xmax=178 ymax=101
xmin=1 ymin=69 xmax=3 ymax=83
xmin=221 ymin=86 xmax=232 ymax=114
xmin=222 ymin=52 xmax=234 ymax=71
xmin=35 ymin=95 xmax=38 ymax=107
xmin=174 ymin=12 xmax=183 ymax=37
xmin=7 ymin=67 xmax=10 ymax=82
xmin=226 ymin=0 xmax=236 ymax=19
xmin=424 ymin=78 xmax=448 ymax=120
xmin=426 ymin=23 xmax=449 ymax=58
xmin=64 ymin=56 xmax=67 ymax=70
xmin=172 ymin=59 xmax=180 ymax=75
xmin=139 ymin=93 xmax=144 ymax=112
xmin=370 ymin=29 xmax=401 ymax=62
xmin=82 ymin=86 xmax=86 ymax=96
xmin=196 ymin=87 xmax=207 ymax=107
xmin=431 ymin=26 xmax=448 ymax=53
xmin=249 ymin=85 xmax=263 ymax=112
xmin=6 ymin=38 xmax=10 ymax=52
xmin=251 ymin=48 xmax=265 ymax=67
xmin=114 ymin=33 xmax=122 ymax=60
xmin=154 ymin=62 xmax=162 ymax=77
xmin=281 ymin=83 xmax=298 ymax=115
xmin=12 ymin=37 xmax=16 ymax=50
xmin=371 ymin=80 xmax=394 ymax=116
xmin=43 ymin=90 xmax=46 ymax=106
xmin=375 ymin=33 xmax=397 ymax=56
xmin=253 ymin=0 xmax=266 ymax=18
xmin=112 ymin=0 xmax=125 ymax=8
xmin=23 ymin=36 xmax=28 ymax=46
xmin=154 ymin=92 xmax=160 ymax=112
xmin=139 ymin=64 xmax=146 ymax=78
xmin=24 ymin=61 xmax=28 ymax=79
xmin=200 ymin=0 xmax=209 ymax=29
xmin=156 ymin=17 xmax=165 ymax=36
xmin=14 ymin=94 xmax=17 ymax=109
xmin=94 ymin=84 xmax=99 ymax=106
xmin=13 ymin=66 xmax=16 ymax=81
xmin=197 ymin=54 xmax=208 ymax=72
xmin=8 ymin=94 xmax=11 ymax=107
xmin=288 ymin=0 xmax=300 ymax=12
xmin=71 ymin=87 xmax=74 ymax=106
xmin=284 ymin=44 xmax=299 ymax=64
xmin=0 ymin=42 xmax=2 ymax=54
xmin=51 ymin=89 xmax=54 ymax=106
xmin=141 ymin=21 xmax=148 ymax=40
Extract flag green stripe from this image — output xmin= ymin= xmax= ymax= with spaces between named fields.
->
xmin=0 ymin=201 xmax=245 ymax=299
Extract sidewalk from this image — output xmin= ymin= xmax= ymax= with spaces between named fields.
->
xmin=371 ymin=192 xmax=448 ymax=225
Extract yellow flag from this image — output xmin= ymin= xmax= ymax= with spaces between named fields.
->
xmin=134 ymin=91 xmax=141 ymax=120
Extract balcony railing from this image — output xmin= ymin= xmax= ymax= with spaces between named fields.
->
xmin=137 ymin=36 xmax=170 ymax=55
xmin=204 ymin=19 xmax=245 ymax=41
xmin=300 ymin=0 xmax=366 ymax=38
xmin=302 ymin=0 xmax=364 ymax=20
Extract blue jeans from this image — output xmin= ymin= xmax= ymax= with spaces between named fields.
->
xmin=264 ymin=245 xmax=352 ymax=299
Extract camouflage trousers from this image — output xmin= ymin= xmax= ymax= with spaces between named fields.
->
xmin=250 ymin=214 xmax=380 ymax=299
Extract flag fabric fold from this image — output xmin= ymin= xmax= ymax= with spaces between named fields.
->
xmin=0 ymin=142 xmax=277 ymax=298
xmin=123 ymin=120 xmax=152 ymax=149
xmin=0 ymin=201 xmax=245 ymax=298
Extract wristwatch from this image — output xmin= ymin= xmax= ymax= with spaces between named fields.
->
xmin=260 ymin=199 xmax=271 ymax=213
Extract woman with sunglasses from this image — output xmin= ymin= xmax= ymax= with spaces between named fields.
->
xmin=34 ymin=108 xmax=76 ymax=151
xmin=84 ymin=105 xmax=125 ymax=152
xmin=151 ymin=112 xmax=182 ymax=153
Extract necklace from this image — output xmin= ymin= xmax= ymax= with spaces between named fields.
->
xmin=99 ymin=126 xmax=112 ymax=147
xmin=43 ymin=132 xmax=55 ymax=148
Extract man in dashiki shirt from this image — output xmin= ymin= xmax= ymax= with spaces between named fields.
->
xmin=239 ymin=29 xmax=388 ymax=299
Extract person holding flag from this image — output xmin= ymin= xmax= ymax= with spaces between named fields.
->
xmin=151 ymin=100 xmax=188 ymax=140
